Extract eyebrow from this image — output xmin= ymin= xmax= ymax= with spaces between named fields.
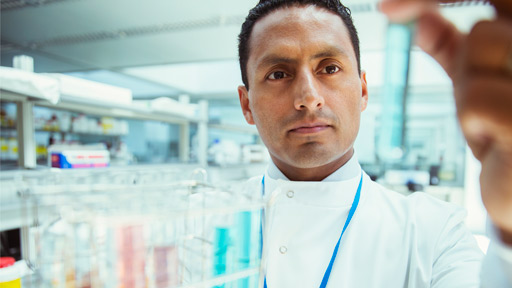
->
xmin=257 ymin=54 xmax=297 ymax=69
xmin=256 ymin=45 xmax=350 ymax=69
xmin=310 ymin=46 xmax=350 ymax=61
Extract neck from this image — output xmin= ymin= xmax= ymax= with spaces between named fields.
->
xmin=271 ymin=149 xmax=354 ymax=181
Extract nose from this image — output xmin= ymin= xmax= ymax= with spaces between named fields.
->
xmin=293 ymin=70 xmax=325 ymax=111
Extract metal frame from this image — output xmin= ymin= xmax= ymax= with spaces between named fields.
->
xmin=1 ymin=89 xmax=208 ymax=168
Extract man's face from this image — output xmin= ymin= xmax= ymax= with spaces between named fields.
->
xmin=238 ymin=5 xmax=368 ymax=180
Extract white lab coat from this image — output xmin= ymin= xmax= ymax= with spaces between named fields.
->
xmin=251 ymin=155 xmax=512 ymax=288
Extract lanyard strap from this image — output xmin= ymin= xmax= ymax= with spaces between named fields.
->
xmin=261 ymin=172 xmax=363 ymax=288
xmin=260 ymin=176 xmax=265 ymax=260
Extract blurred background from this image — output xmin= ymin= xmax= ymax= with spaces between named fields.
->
xmin=0 ymin=0 xmax=494 ymax=286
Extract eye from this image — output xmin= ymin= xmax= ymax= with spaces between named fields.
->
xmin=268 ymin=71 xmax=289 ymax=80
xmin=321 ymin=65 xmax=340 ymax=74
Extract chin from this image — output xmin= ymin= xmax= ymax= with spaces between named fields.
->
xmin=285 ymin=148 xmax=345 ymax=169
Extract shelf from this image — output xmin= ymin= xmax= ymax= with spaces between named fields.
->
xmin=1 ymin=127 xmax=126 ymax=137
xmin=35 ymin=129 xmax=126 ymax=137
xmin=1 ymin=90 xmax=205 ymax=126
xmin=32 ymin=96 xmax=201 ymax=125
xmin=1 ymin=67 xmax=203 ymax=125
xmin=0 ymin=67 xmax=60 ymax=104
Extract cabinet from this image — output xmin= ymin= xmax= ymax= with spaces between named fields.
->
xmin=0 ymin=67 xmax=209 ymax=169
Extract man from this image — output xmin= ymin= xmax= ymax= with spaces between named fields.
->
xmin=237 ymin=0 xmax=512 ymax=287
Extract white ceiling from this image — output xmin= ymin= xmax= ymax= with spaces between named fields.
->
xmin=123 ymin=60 xmax=243 ymax=96
xmin=1 ymin=0 xmax=257 ymax=70
xmin=0 ymin=0 xmax=495 ymax=101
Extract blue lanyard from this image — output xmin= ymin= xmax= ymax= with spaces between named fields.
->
xmin=261 ymin=172 xmax=363 ymax=288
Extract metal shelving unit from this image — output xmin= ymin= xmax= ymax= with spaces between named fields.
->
xmin=0 ymin=67 xmax=210 ymax=169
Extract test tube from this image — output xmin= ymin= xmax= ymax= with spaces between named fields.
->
xmin=235 ymin=211 xmax=252 ymax=288
xmin=213 ymin=227 xmax=230 ymax=288
xmin=377 ymin=22 xmax=414 ymax=162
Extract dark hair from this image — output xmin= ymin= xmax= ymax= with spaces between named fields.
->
xmin=238 ymin=0 xmax=360 ymax=89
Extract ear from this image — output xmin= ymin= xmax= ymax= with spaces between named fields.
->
xmin=238 ymin=85 xmax=255 ymax=125
xmin=360 ymin=70 xmax=369 ymax=112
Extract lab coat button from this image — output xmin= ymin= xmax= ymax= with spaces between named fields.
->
xmin=279 ymin=246 xmax=287 ymax=254
xmin=286 ymin=190 xmax=294 ymax=198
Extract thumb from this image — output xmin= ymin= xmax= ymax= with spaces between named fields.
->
xmin=415 ymin=10 xmax=465 ymax=79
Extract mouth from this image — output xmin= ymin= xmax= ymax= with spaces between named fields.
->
xmin=289 ymin=122 xmax=332 ymax=134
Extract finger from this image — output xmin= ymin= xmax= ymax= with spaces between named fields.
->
xmin=379 ymin=1 xmax=465 ymax=79
xmin=415 ymin=10 xmax=465 ymax=79
xmin=458 ymin=75 xmax=512 ymax=232
xmin=479 ymin=144 xmax=512 ymax=233
xmin=378 ymin=0 xmax=437 ymax=23
xmin=377 ymin=0 xmax=474 ymax=23
xmin=456 ymin=75 xmax=512 ymax=161
xmin=462 ymin=19 xmax=512 ymax=78
xmin=379 ymin=0 xmax=512 ymax=22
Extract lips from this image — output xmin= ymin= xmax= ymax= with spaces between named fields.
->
xmin=289 ymin=122 xmax=331 ymax=134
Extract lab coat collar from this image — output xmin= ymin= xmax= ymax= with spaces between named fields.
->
xmin=264 ymin=152 xmax=363 ymax=208
xmin=267 ymin=150 xmax=360 ymax=181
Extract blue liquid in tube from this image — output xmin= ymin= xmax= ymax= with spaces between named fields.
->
xmin=213 ymin=227 xmax=230 ymax=288
xmin=236 ymin=211 xmax=252 ymax=287
xmin=377 ymin=22 xmax=414 ymax=162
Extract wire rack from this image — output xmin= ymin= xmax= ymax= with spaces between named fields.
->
xmin=10 ymin=167 xmax=263 ymax=288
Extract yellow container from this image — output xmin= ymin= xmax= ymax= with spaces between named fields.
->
xmin=0 ymin=257 xmax=21 ymax=288
xmin=0 ymin=278 xmax=21 ymax=288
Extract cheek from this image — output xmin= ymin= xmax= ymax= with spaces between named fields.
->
xmin=325 ymin=84 xmax=363 ymax=130
xmin=250 ymin=97 xmax=287 ymax=144
xmin=250 ymin=99 xmax=275 ymax=131
xmin=251 ymin=90 xmax=288 ymax=123
xmin=335 ymin=80 xmax=362 ymax=109
xmin=328 ymin=94 xmax=361 ymax=116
